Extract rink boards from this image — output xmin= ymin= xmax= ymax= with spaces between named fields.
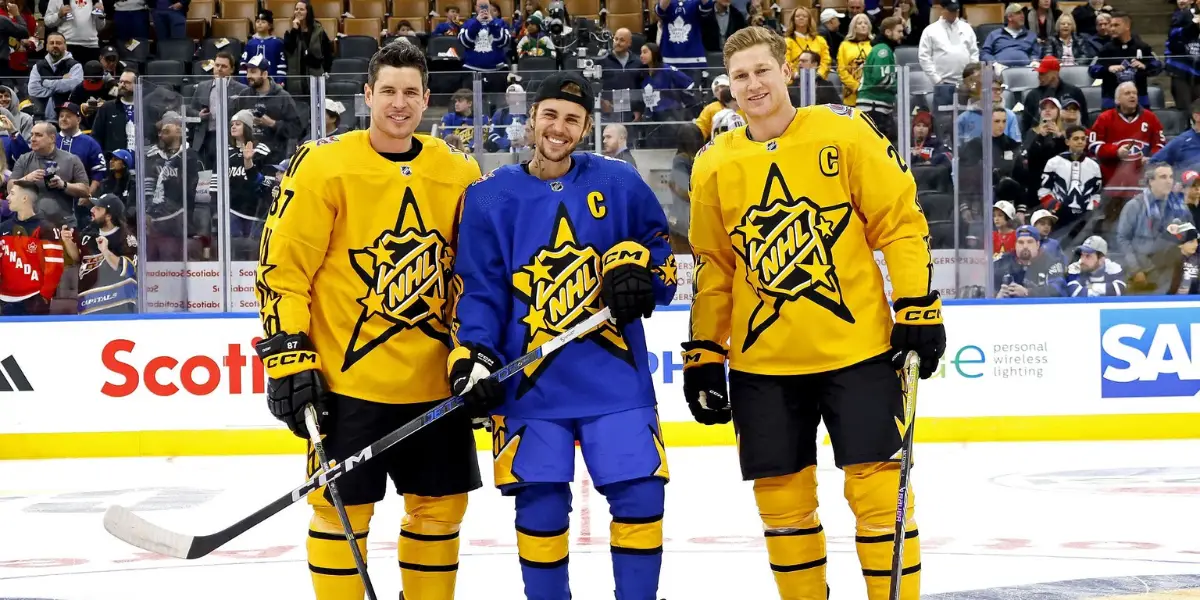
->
xmin=1 ymin=295 xmax=1200 ymax=459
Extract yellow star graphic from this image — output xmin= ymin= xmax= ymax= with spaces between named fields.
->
xmin=421 ymin=292 xmax=445 ymax=318
xmin=521 ymin=307 xmax=548 ymax=332
xmin=526 ymin=261 xmax=553 ymax=282
xmin=734 ymin=221 xmax=764 ymax=241
xmin=439 ymin=251 xmax=455 ymax=274
xmin=800 ymin=261 xmax=834 ymax=289
xmin=656 ymin=258 xmax=677 ymax=285
xmin=366 ymin=240 xmax=395 ymax=267
xmin=815 ymin=217 xmax=834 ymax=238
xmin=358 ymin=286 xmax=387 ymax=319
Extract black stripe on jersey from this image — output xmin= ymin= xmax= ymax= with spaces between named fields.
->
xmin=764 ymin=524 xmax=824 ymax=537
xmin=399 ymin=529 xmax=460 ymax=542
xmin=309 ymin=563 xmax=361 ymax=576
xmin=515 ymin=525 xmax=570 ymax=537
xmin=399 ymin=560 xmax=459 ymax=572
xmin=855 ymin=529 xmax=919 ymax=544
xmin=863 ymin=563 xmax=921 ymax=577
xmin=518 ymin=556 xmax=569 ymax=569
xmin=770 ymin=557 xmax=827 ymax=573
xmin=610 ymin=514 xmax=664 ymax=525
xmin=286 ymin=146 xmax=311 ymax=178
xmin=308 ymin=529 xmax=370 ymax=541
xmin=610 ymin=545 xmax=663 ymax=556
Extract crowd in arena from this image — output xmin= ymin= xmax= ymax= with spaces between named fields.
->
xmin=1 ymin=0 xmax=1200 ymax=315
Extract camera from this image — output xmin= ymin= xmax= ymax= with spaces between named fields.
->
xmin=252 ymin=108 xmax=265 ymax=118
xmin=546 ymin=0 xmax=565 ymax=35
xmin=578 ymin=58 xmax=601 ymax=81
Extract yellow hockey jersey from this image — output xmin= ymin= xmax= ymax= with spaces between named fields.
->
xmin=256 ymin=131 xmax=482 ymax=404
xmin=688 ymin=105 xmax=932 ymax=376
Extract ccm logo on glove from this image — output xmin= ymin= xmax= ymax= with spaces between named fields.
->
xmin=602 ymin=243 xmax=649 ymax=269
xmin=897 ymin=308 xmax=941 ymax=324
xmin=263 ymin=350 xmax=320 ymax=378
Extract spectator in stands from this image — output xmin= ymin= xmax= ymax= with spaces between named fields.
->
xmin=485 ymin=83 xmax=528 ymax=152
xmin=69 ymin=61 xmax=115 ymax=134
xmin=284 ymin=0 xmax=333 ymax=96
xmin=91 ymin=69 xmax=135 ymax=155
xmin=441 ymin=88 xmax=488 ymax=151
xmin=982 ymin=4 xmax=1040 ymax=69
xmin=1168 ymin=4 xmax=1200 ymax=120
xmin=241 ymin=10 xmax=288 ymax=85
xmin=709 ymin=90 xmax=745 ymax=137
xmin=323 ymin=98 xmax=349 ymax=136
xmin=56 ymin=103 xmax=104 ymax=202
xmin=1066 ymin=235 xmax=1125 ymax=295
xmin=99 ymin=148 xmax=135 ymax=209
xmin=819 ymin=8 xmax=845 ymax=65
xmin=234 ymin=54 xmax=301 ymax=160
xmin=784 ymin=7 xmax=829 ymax=79
xmin=747 ymin=0 xmax=779 ymax=33
xmin=192 ymin=52 xmax=249 ymax=168
xmin=1029 ymin=208 xmax=1066 ymax=262
xmin=143 ymin=112 xmax=200 ymax=260
xmin=214 ymin=109 xmax=273 ymax=259
xmin=0 ymin=86 xmax=31 ymax=142
xmin=889 ymin=0 xmax=919 ymax=46
xmin=638 ymin=41 xmax=695 ymax=125
xmin=838 ymin=0 xmax=871 ymax=34
xmin=1168 ymin=220 xmax=1200 ymax=293
xmin=29 ymin=33 xmax=83 ymax=122
xmin=1061 ymin=96 xmax=1086 ymax=127
xmin=44 ymin=0 xmax=104 ymax=65
xmin=98 ymin=45 xmax=125 ymax=80
xmin=1072 ymin=0 xmax=1109 ymax=37
xmin=1021 ymin=56 xmax=1088 ymax=132
xmin=1152 ymin=100 xmax=1200 ymax=172
xmin=858 ymin=16 xmax=903 ymax=139
xmin=995 ymin=224 xmax=1067 ymax=297
xmin=837 ymin=14 xmax=873 ymax=106
xmin=992 ymin=199 xmax=1019 ymax=257
xmin=1182 ymin=169 xmax=1200 ymax=224
xmin=797 ymin=50 xmax=841 ymax=105
xmin=459 ymin=0 xmax=511 ymax=94
xmin=666 ymin=124 xmax=704 ymax=247
xmin=1043 ymin=14 xmax=1094 ymax=67
xmin=393 ymin=19 xmax=415 ymax=36
xmin=600 ymin=27 xmax=640 ymax=120
xmin=1039 ymin=123 xmax=1102 ymax=236
xmin=0 ymin=180 xmax=63 ymax=315
xmin=1024 ymin=97 xmax=1069 ymax=194
xmin=1089 ymin=82 xmax=1166 ymax=224
xmin=701 ymin=0 xmax=747 ymax=52
xmin=111 ymin=0 xmax=149 ymax=42
xmin=0 ymin=0 xmax=35 ymax=82
xmin=0 ymin=110 xmax=29 ymax=166
xmin=1117 ymin=162 xmax=1195 ymax=293
xmin=958 ymin=67 xmax=1022 ymax=142
xmin=13 ymin=121 xmax=89 ymax=227
xmin=694 ymin=73 xmax=729 ymax=139
xmin=1025 ymin=0 xmax=1061 ymax=44
xmin=917 ymin=0 xmax=977 ymax=112
xmin=62 ymin=193 xmax=139 ymax=315
xmin=433 ymin=5 xmax=464 ymax=36
xmin=1089 ymin=10 xmax=1161 ymax=110
xmin=1086 ymin=10 xmax=1114 ymax=56
xmin=150 ymin=0 xmax=188 ymax=40
xmin=910 ymin=108 xmax=950 ymax=166
xmin=602 ymin=123 xmax=636 ymax=167
xmin=655 ymin=0 xmax=712 ymax=68
xmin=963 ymin=107 xmax=1029 ymax=203
xmin=516 ymin=12 xmax=555 ymax=58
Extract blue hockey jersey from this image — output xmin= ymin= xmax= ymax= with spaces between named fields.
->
xmin=655 ymin=0 xmax=712 ymax=66
xmin=453 ymin=153 xmax=677 ymax=419
xmin=240 ymin=35 xmax=288 ymax=83
xmin=459 ymin=17 xmax=511 ymax=70
xmin=57 ymin=131 xmax=105 ymax=182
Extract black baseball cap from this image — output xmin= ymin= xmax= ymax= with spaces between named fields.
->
xmin=533 ymin=71 xmax=594 ymax=114
xmin=100 ymin=44 xmax=118 ymax=58
xmin=57 ymin=102 xmax=82 ymax=116
xmin=94 ymin=193 xmax=125 ymax=218
xmin=941 ymin=0 xmax=960 ymax=11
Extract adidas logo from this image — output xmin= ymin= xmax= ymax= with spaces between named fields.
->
xmin=0 ymin=355 xmax=32 ymax=392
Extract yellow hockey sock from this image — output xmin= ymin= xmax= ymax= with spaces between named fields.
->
xmin=844 ymin=462 xmax=920 ymax=600
xmin=308 ymin=503 xmax=373 ymax=600
xmin=753 ymin=467 xmax=827 ymax=600
xmin=399 ymin=493 xmax=467 ymax=600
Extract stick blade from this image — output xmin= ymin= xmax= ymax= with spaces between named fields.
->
xmin=103 ymin=504 xmax=196 ymax=559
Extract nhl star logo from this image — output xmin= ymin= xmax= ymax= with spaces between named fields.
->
xmin=766 ymin=140 xmax=778 ymax=152
xmin=401 ymin=165 xmax=412 ymax=176
xmin=550 ymin=181 xmax=564 ymax=192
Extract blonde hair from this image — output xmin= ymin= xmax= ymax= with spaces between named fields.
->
xmin=723 ymin=26 xmax=788 ymax=70
xmin=1055 ymin=12 xmax=1076 ymax=36
xmin=847 ymin=13 xmax=873 ymax=42
xmin=786 ymin=7 xmax=816 ymax=38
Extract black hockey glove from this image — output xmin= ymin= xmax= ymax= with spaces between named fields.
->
xmin=889 ymin=291 xmax=947 ymax=380
xmin=681 ymin=341 xmax=732 ymax=425
xmin=255 ymin=332 xmax=330 ymax=439
xmin=601 ymin=241 xmax=656 ymax=328
xmin=448 ymin=343 xmax=505 ymax=418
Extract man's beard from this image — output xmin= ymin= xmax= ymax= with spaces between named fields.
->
xmin=1018 ymin=249 xmax=1034 ymax=261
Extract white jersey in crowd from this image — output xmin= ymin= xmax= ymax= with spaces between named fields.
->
xmin=1039 ymin=153 xmax=1104 ymax=216
xmin=711 ymin=108 xmax=745 ymax=137
xmin=1067 ymin=259 xmax=1126 ymax=297
xmin=917 ymin=16 xmax=979 ymax=85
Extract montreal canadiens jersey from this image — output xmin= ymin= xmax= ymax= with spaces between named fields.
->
xmin=453 ymin=153 xmax=677 ymax=419
xmin=257 ymin=131 xmax=481 ymax=404
xmin=689 ymin=105 xmax=932 ymax=376
xmin=1087 ymin=108 xmax=1165 ymax=196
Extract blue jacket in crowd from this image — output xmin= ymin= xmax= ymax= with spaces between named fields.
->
xmin=1165 ymin=8 xmax=1200 ymax=79
xmin=57 ymin=131 xmax=105 ymax=182
xmin=240 ymin=35 xmax=288 ymax=84
xmin=982 ymin=27 xmax=1041 ymax=67
xmin=1152 ymin=128 xmax=1200 ymax=172
xmin=487 ymin=107 xmax=527 ymax=152
xmin=459 ymin=17 xmax=511 ymax=70
xmin=641 ymin=66 xmax=695 ymax=117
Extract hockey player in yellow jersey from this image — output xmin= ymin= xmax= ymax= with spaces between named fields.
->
xmin=254 ymin=40 xmax=483 ymax=600
xmin=684 ymin=27 xmax=946 ymax=600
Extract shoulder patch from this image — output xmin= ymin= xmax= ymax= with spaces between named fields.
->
xmin=825 ymin=104 xmax=855 ymax=118
xmin=695 ymin=139 xmax=716 ymax=159
xmin=469 ymin=169 xmax=498 ymax=187
xmin=314 ymin=134 xmax=341 ymax=146
xmin=877 ymin=47 xmax=887 ymax=57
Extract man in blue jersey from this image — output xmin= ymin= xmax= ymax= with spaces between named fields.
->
xmin=655 ymin=0 xmax=713 ymax=68
xmin=450 ymin=71 xmax=678 ymax=600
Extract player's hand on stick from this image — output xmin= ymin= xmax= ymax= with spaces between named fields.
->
xmin=681 ymin=341 xmax=731 ymax=425
xmin=448 ymin=342 xmax=505 ymax=417
xmin=889 ymin=291 xmax=947 ymax=380
xmin=600 ymin=241 xmax=656 ymax=327
xmin=254 ymin=332 xmax=330 ymax=438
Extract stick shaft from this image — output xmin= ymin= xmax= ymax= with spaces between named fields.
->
xmin=888 ymin=351 xmax=921 ymax=600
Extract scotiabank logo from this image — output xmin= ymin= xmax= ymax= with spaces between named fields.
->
xmin=101 ymin=338 xmax=266 ymax=398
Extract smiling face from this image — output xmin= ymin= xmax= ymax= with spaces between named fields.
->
xmin=364 ymin=65 xmax=428 ymax=143
xmin=727 ymin=43 xmax=791 ymax=121
xmin=532 ymin=97 xmax=589 ymax=163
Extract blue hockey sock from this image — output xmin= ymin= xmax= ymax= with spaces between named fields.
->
xmin=599 ymin=477 xmax=665 ymax=600
xmin=514 ymin=483 xmax=573 ymax=600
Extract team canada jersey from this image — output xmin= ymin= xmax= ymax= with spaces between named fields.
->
xmin=0 ymin=216 xmax=64 ymax=302
xmin=1039 ymin=152 xmax=1103 ymax=224
xmin=1088 ymin=107 xmax=1165 ymax=198
xmin=654 ymin=0 xmax=712 ymax=66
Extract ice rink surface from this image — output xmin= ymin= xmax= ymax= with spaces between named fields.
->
xmin=3 ymin=440 xmax=1200 ymax=599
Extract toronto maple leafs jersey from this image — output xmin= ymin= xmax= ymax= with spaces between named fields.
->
xmin=453 ymin=153 xmax=677 ymax=419
xmin=689 ymin=105 xmax=932 ymax=375
xmin=655 ymin=0 xmax=712 ymax=66
xmin=1066 ymin=258 xmax=1126 ymax=297
xmin=1038 ymin=152 xmax=1103 ymax=225
xmin=459 ymin=17 xmax=511 ymax=70
xmin=256 ymin=131 xmax=482 ymax=405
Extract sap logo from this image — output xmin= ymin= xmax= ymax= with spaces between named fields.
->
xmin=1100 ymin=308 xmax=1200 ymax=398
xmin=646 ymin=351 xmax=684 ymax=384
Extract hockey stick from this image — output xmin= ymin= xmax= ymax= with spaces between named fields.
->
xmin=304 ymin=405 xmax=378 ymax=600
xmin=103 ymin=307 xmax=613 ymax=560
xmin=888 ymin=351 xmax=921 ymax=600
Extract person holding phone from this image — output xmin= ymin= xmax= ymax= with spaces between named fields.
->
xmin=458 ymin=0 xmax=512 ymax=94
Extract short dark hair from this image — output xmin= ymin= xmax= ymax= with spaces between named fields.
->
xmin=993 ymin=106 xmax=1008 ymax=116
xmin=214 ymin=51 xmax=236 ymax=67
xmin=10 ymin=179 xmax=38 ymax=196
xmin=880 ymin=15 xmax=903 ymax=31
xmin=367 ymin=39 xmax=429 ymax=90
xmin=1108 ymin=9 xmax=1129 ymax=23
xmin=46 ymin=31 xmax=66 ymax=42
xmin=1064 ymin=124 xmax=1087 ymax=139
xmin=798 ymin=50 xmax=821 ymax=64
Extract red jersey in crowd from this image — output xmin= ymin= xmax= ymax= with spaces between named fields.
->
xmin=1088 ymin=107 xmax=1166 ymax=199
xmin=0 ymin=216 xmax=64 ymax=302
xmin=993 ymin=229 xmax=1016 ymax=258
xmin=0 ymin=9 xmax=35 ymax=73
